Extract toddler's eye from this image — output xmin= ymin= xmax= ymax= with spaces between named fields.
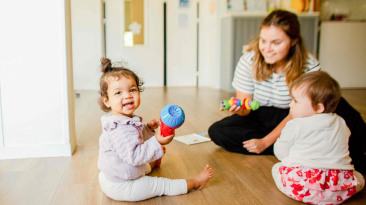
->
xmin=130 ymin=88 xmax=137 ymax=92
xmin=115 ymin=91 xmax=121 ymax=95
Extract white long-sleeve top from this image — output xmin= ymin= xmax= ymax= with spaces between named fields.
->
xmin=274 ymin=113 xmax=354 ymax=170
xmin=98 ymin=114 xmax=164 ymax=182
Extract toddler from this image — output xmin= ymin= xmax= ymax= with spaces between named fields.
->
xmin=272 ymin=71 xmax=365 ymax=204
xmin=97 ymin=57 xmax=214 ymax=201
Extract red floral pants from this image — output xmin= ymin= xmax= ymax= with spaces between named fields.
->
xmin=272 ymin=163 xmax=364 ymax=204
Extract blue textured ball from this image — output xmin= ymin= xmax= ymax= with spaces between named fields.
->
xmin=160 ymin=104 xmax=185 ymax=128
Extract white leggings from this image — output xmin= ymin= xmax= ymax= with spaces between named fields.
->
xmin=98 ymin=171 xmax=187 ymax=201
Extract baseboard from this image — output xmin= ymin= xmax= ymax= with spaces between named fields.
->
xmin=0 ymin=143 xmax=73 ymax=159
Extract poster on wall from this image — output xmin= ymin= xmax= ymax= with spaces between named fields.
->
xmin=179 ymin=0 xmax=189 ymax=8
xmin=178 ymin=14 xmax=189 ymax=27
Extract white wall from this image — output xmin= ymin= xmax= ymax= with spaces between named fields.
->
xmin=71 ymin=0 xmax=103 ymax=90
xmin=198 ymin=0 xmax=218 ymax=87
xmin=72 ymin=0 xmax=223 ymax=89
xmin=319 ymin=22 xmax=366 ymax=88
xmin=205 ymin=0 xmax=227 ymax=89
xmin=0 ymin=0 xmax=76 ymax=159
xmin=166 ymin=0 xmax=197 ymax=86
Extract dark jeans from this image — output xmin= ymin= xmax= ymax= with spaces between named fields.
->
xmin=208 ymin=97 xmax=366 ymax=174
xmin=209 ymin=106 xmax=289 ymax=155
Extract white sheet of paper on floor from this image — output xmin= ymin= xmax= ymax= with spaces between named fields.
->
xmin=174 ymin=133 xmax=211 ymax=145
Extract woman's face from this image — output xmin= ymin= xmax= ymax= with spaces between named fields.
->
xmin=259 ymin=25 xmax=293 ymax=66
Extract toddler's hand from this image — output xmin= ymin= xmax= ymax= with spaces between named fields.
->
xmin=156 ymin=127 xmax=174 ymax=145
xmin=147 ymin=118 xmax=160 ymax=131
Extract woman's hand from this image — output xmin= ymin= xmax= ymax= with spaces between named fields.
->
xmin=147 ymin=119 xmax=160 ymax=131
xmin=221 ymin=91 xmax=253 ymax=116
xmin=156 ymin=127 xmax=174 ymax=145
xmin=227 ymin=97 xmax=242 ymax=114
xmin=242 ymin=114 xmax=293 ymax=154
xmin=220 ymin=97 xmax=249 ymax=116
xmin=243 ymin=138 xmax=268 ymax=154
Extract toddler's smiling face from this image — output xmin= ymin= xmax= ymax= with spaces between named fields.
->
xmin=102 ymin=75 xmax=140 ymax=117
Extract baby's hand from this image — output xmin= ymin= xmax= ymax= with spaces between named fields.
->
xmin=156 ymin=127 xmax=174 ymax=145
xmin=147 ymin=119 xmax=160 ymax=131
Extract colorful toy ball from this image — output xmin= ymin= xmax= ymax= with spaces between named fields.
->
xmin=160 ymin=104 xmax=185 ymax=137
xmin=220 ymin=98 xmax=260 ymax=111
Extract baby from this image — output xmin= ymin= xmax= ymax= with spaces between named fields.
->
xmin=272 ymin=71 xmax=364 ymax=204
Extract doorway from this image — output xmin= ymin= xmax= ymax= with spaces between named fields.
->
xmin=104 ymin=0 xmax=198 ymax=87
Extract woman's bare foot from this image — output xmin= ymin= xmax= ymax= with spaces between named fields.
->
xmin=191 ymin=165 xmax=214 ymax=190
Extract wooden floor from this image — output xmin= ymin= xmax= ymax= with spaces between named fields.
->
xmin=0 ymin=87 xmax=365 ymax=205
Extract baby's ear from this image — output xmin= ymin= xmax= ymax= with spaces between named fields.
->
xmin=315 ymin=103 xmax=325 ymax=114
xmin=102 ymin=97 xmax=111 ymax=108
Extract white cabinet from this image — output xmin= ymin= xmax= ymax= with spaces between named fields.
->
xmin=219 ymin=12 xmax=319 ymax=92
xmin=319 ymin=21 xmax=366 ymax=88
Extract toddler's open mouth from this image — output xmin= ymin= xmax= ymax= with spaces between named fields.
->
xmin=123 ymin=102 xmax=134 ymax=108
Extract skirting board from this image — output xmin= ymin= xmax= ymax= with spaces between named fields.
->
xmin=0 ymin=144 xmax=73 ymax=159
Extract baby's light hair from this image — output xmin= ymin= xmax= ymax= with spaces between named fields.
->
xmin=98 ymin=57 xmax=144 ymax=112
xmin=290 ymin=71 xmax=341 ymax=113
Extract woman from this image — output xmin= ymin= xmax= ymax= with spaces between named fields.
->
xmin=208 ymin=10 xmax=366 ymax=174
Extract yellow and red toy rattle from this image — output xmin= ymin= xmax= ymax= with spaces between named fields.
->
xmin=220 ymin=98 xmax=260 ymax=111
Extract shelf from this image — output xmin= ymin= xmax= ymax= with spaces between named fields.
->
xmin=222 ymin=11 xmax=320 ymax=18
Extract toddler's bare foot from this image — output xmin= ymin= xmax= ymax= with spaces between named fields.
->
xmin=194 ymin=165 xmax=214 ymax=190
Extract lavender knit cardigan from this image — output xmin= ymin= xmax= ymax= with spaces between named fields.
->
xmin=98 ymin=114 xmax=164 ymax=182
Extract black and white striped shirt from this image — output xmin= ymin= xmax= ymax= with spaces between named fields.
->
xmin=232 ymin=50 xmax=320 ymax=108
